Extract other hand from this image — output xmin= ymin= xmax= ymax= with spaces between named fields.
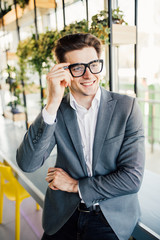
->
xmin=45 ymin=167 xmax=78 ymax=193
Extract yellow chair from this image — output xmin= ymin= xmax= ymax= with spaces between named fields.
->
xmin=0 ymin=163 xmax=31 ymax=240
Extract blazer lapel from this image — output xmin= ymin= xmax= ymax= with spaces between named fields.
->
xmin=60 ymin=96 xmax=88 ymax=176
xmin=92 ymin=88 xmax=117 ymax=173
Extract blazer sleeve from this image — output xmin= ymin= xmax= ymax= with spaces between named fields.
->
xmin=78 ymin=98 xmax=145 ymax=207
xmin=16 ymin=112 xmax=57 ymax=172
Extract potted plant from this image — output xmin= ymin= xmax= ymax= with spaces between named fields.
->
xmin=16 ymin=0 xmax=29 ymax=9
xmin=112 ymin=7 xmax=128 ymax=25
xmin=60 ymin=19 xmax=89 ymax=37
xmin=16 ymin=37 xmax=30 ymax=83
xmin=90 ymin=10 xmax=110 ymax=45
xmin=24 ymin=30 xmax=56 ymax=107
xmin=5 ymin=65 xmax=22 ymax=114
xmin=15 ymin=7 xmax=127 ymax=108
xmin=0 ymin=4 xmax=12 ymax=18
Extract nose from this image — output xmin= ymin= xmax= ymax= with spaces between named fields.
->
xmin=83 ymin=66 xmax=93 ymax=78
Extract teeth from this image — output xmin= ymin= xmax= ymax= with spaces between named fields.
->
xmin=81 ymin=81 xmax=94 ymax=86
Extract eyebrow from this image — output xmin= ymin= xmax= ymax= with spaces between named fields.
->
xmin=69 ymin=59 xmax=100 ymax=66
xmin=63 ymin=59 xmax=102 ymax=70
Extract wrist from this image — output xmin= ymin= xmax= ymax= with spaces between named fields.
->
xmin=72 ymin=180 xmax=78 ymax=193
xmin=45 ymin=103 xmax=59 ymax=115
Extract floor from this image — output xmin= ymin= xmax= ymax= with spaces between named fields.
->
xmin=0 ymin=194 xmax=43 ymax=240
xmin=0 ymin=90 xmax=42 ymax=240
xmin=0 ymin=145 xmax=160 ymax=240
xmin=0 ymin=92 xmax=44 ymax=239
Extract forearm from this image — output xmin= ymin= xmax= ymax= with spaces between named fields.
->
xmin=79 ymin=164 xmax=144 ymax=207
xmin=79 ymin=132 xmax=145 ymax=207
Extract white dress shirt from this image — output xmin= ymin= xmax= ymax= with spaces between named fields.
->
xmin=42 ymin=88 xmax=101 ymax=200
xmin=69 ymin=88 xmax=101 ymax=177
xmin=42 ymin=88 xmax=101 ymax=176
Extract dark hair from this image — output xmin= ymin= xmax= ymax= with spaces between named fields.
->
xmin=54 ymin=33 xmax=102 ymax=63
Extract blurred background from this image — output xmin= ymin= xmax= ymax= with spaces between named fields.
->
xmin=1 ymin=0 xmax=160 ymax=174
xmin=0 ymin=1 xmax=160 ymax=239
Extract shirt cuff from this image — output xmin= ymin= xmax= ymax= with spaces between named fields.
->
xmin=42 ymin=107 xmax=57 ymax=125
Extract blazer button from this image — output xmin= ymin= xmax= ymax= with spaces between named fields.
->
xmin=38 ymin=128 xmax=43 ymax=133
xmin=35 ymin=136 xmax=39 ymax=140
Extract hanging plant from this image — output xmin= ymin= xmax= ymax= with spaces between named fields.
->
xmin=16 ymin=7 xmax=127 ymax=73
xmin=112 ymin=7 xmax=128 ymax=25
xmin=5 ymin=65 xmax=22 ymax=112
xmin=90 ymin=10 xmax=110 ymax=45
xmin=90 ymin=8 xmax=127 ymax=44
xmin=60 ymin=19 xmax=89 ymax=37
xmin=16 ymin=38 xmax=30 ymax=79
xmin=16 ymin=37 xmax=31 ymax=99
xmin=0 ymin=4 xmax=12 ymax=18
xmin=15 ymin=7 xmax=127 ymax=107
xmin=25 ymin=30 xmax=58 ymax=106
xmin=27 ymin=30 xmax=56 ymax=76
xmin=16 ymin=0 xmax=29 ymax=9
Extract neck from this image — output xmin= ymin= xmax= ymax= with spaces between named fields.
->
xmin=71 ymin=92 xmax=94 ymax=110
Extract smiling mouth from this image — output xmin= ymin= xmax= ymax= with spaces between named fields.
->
xmin=80 ymin=80 xmax=96 ymax=86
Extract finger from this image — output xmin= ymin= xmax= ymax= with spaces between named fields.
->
xmin=47 ymin=172 xmax=55 ymax=177
xmin=47 ymin=67 xmax=68 ymax=76
xmin=47 ymin=64 xmax=73 ymax=79
xmin=47 ymin=72 xmax=72 ymax=87
xmin=48 ymin=181 xmax=59 ymax=190
xmin=47 ymin=168 xmax=59 ymax=174
xmin=46 ymin=70 xmax=65 ymax=81
xmin=49 ymin=167 xmax=64 ymax=172
xmin=47 ymin=69 xmax=73 ymax=81
xmin=48 ymin=167 xmax=55 ymax=173
xmin=47 ymin=168 xmax=61 ymax=177
xmin=49 ymin=185 xmax=59 ymax=190
xmin=47 ymin=171 xmax=61 ymax=178
xmin=50 ymin=62 xmax=70 ymax=72
xmin=48 ymin=167 xmax=64 ymax=172
xmin=45 ymin=176 xmax=54 ymax=182
xmin=53 ymin=168 xmax=70 ymax=177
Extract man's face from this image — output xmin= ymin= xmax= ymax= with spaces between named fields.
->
xmin=65 ymin=47 xmax=101 ymax=101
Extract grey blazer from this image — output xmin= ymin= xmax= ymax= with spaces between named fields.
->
xmin=16 ymin=87 xmax=145 ymax=240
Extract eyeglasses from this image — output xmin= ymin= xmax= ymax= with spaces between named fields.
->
xmin=64 ymin=59 xmax=103 ymax=77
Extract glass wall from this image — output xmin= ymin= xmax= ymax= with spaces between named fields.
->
xmin=114 ymin=0 xmax=160 ymax=175
xmin=0 ymin=0 xmax=160 ymax=174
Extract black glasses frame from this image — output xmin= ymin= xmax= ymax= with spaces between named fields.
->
xmin=67 ymin=59 xmax=103 ymax=77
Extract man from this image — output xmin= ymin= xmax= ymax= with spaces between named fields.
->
xmin=16 ymin=33 xmax=145 ymax=240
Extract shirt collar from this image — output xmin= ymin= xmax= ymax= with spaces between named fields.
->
xmin=70 ymin=87 xmax=101 ymax=112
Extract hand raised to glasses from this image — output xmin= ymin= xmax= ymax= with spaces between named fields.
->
xmin=46 ymin=63 xmax=73 ymax=115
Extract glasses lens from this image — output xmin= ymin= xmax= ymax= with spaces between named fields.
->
xmin=70 ymin=64 xmax=85 ymax=77
xmin=90 ymin=60 xmax=103 ymax=74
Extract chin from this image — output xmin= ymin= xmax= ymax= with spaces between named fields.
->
xmin=82 ymin=88 xmax=98 ymax=97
